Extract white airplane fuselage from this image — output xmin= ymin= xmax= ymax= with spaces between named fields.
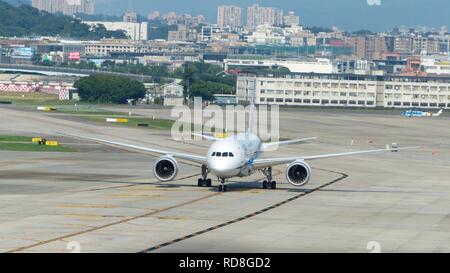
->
xmin=206 ymin=133 xmax=262 ymax=179
xmin=402 ymin=109 xmax=443 ymax=117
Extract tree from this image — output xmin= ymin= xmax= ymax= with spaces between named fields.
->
xmin=189 ymin=80 xmax=234 ymax=101
xmin=74 ymin=75 xmax=146 ymax=104
xmin=147 ymin=19 xmax=178 ymax=40
xmin=305 ymin=26 xmax=333 ymax=34
xmin=153 ymin=96 xmax=162 ymax=105
xmin=0 ymin=1 xmax=126 ymax=39
xmin=178 ymin=62 xmax=236 ymax=101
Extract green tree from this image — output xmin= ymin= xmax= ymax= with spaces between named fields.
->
xmin=147 ymin=19 xmax=178 ymax=40
xmin=178 ymin=61 xmax=236 ymax=101
xmin=0 ymin=1 xmax=126 ymax=39
xmin=189 ymin=80 xmax=234 ymax=101
xmin=74 ymin=75 xmax=146 ymax=104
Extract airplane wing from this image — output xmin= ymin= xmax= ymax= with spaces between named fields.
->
xmin=252 ymin=146 xmax=418 ymax=169
xmin=262 ymin=137 xmax=317 ymax=151
xmin=61 ymin=133 xmax=208 ymax=164
xmin=192 ymin=133 xmax=220 ymax=141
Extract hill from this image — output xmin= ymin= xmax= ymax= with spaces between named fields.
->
xmin=0 ymin=1 xmax=127 ymax=39
xmin=3 ymin=0 xmax=30 ymax=6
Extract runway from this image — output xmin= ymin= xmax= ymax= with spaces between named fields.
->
xmin=0 ymin=105 xmax=449 ymax=252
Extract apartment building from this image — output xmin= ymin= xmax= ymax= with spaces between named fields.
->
xmin=32 ymin=0 xmax=94 ymax=15
xmin=247 ymin=5 xmax=283 ymax=30
xmin=283 ymin=11 xmax=300 ymax=27
xmin=412 ymin=37 xmax=439 ymax=54
xmin=345 ymin=36 xmax=387 ymax=60
xmin=237 ymin=73 xmax=450 ymax=109
xmin=217 ymin=5 xmax=243 ymax=28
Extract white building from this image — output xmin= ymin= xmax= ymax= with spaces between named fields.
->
xmin=422 ymin=57 xmax=450 ymax=75
xmin=84 ymin=21 xmax=148 ymax=41
xmin=224 ymin=58 xmax=333 ymax=74
xmin=161 ymin=82 xmax=184 ymax=106
xmin=283 ymin=11 xmax=300 ymax=27
xmin=237 ymin=74 xmax=450 ymax=109
xmin=246 ymin=25 xmax=286 ymax=45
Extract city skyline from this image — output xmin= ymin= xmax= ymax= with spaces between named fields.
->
xmin=31 ymin=0 xmax=94 ymax=15
xmin=92 ymin=0 xmax=450 ymax=32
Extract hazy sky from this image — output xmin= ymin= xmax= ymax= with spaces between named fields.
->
xmin=94 ymin=0 xmax=450 ymax=31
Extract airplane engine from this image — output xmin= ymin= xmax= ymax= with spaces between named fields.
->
xmin=153 ymin=156 xmax=178 ymax=182
xmin=286 ymin=160 xmax=311 ymax=187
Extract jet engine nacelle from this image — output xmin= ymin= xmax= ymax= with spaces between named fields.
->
xmin=286 ymin=160 xmax=311 ymax=187
xmin=153 ymin=156 xmax=178 ymax=182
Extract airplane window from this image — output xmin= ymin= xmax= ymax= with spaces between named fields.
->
xmin=216 ymin=152 xmax=221 ymax=157
xmin=212 ymin=152 xmax=216 ymax=156
xmin=229 ymin=153 xmax=234 ymax=157
xmin=223 ymin=152 xmax=229 ymax=157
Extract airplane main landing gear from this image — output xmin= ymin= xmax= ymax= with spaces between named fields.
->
xmin=197 ymin=165 xmax=212 ymax=187
xmin=262 ymin=180 xmax=277 ymax=190
xmin=261 ymin=167 xmax=277 ymax=190
xmin=197 ymin=178 xmax=212 ymax=187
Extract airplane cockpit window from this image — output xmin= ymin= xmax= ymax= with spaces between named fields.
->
xmin=213 ymin=152 xmax=235 ymax=157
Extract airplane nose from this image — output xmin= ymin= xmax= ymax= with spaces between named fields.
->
xmin=208 ymin=160 xmax=239 ymax=178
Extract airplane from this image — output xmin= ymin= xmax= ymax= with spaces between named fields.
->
xmin=402 ymin=108 xmax=443 ymax=117
xmin=64 ymin=105 xmax=417 ymax=192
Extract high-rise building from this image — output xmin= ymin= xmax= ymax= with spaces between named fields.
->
xmin=65 ymin=0 xmax=94 ymax=15
xmin=283 ymin=11 xmax=300 ymax=27
xmin=394 ymin=36 xmax=413 ymax=54
xmin=345 ymin=36 xmax=388 ymax=60
xmin=217 ymin=5 xmax=243 ymax=28
xmin=123 ymin=11 xmax=138 ymax=23
xmin=32 ymin=0 xmax=64 ymax=13
xmin=32 ymin=0 xmax=94 ymax=15
xmin=247 ymin=4 xmax=283 ymax=30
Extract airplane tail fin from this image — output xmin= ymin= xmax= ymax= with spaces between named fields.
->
xmin=434 ymin=109 xmax=444 ymax=117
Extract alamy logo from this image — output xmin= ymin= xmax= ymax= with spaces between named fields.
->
xmin=170 ymin=98 xmax=280 ymax=151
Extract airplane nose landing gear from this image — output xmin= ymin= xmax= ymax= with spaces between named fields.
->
xmin=218 ymin=178 xmax=227 ymax=192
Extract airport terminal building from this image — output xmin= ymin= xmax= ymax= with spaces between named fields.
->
xmin=236 ymin=73 xmax=450 ymax=109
